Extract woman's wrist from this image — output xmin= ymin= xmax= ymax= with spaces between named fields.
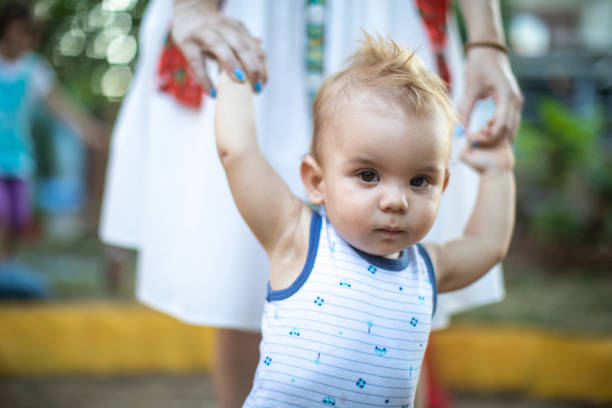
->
xmin=464 ymin=46 xmax=512 ymax=67
xmin=173 ymin=0 xmax=218 ymax=15
xmin=459 ymin=0 xmax=506 ymax=50
xmin=464 ymin=41 xmax=508 ymax=54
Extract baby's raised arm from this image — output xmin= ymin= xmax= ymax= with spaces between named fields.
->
xmin=214 ymin=72 xmax=307 ymax=255
xmin=423 ymin=136 xmax=516 ymax=293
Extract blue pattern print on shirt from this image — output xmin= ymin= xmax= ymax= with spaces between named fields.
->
xmin=374 ymin=346 xmax=388 ymax=356
xmin=322 ymin=396 xmax=336 ymax=405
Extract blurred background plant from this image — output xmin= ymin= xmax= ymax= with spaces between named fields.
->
xmin=33 ymin=0 xmax=147 ymax=117
xmin=514 ymin=98 xmax=611 ymax=264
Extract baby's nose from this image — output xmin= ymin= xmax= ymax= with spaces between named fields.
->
xmin=379 ymin=187 xmax=408 ymax=213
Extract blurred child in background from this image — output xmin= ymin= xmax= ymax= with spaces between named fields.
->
xmin=0 ymin=1 xmax=104 ymax=297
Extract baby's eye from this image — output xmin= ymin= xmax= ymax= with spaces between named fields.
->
xmin=410 ymin=176 xmax=430 ymax=188
xmin=357 ymin=170 xmax=379 ymax=183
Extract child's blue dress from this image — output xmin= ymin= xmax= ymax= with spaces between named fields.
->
xmin=0 ymin=52 xmax=54 ymax=178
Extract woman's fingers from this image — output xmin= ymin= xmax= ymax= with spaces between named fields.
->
xmin=489 ymin=88 xmax=523 ymax=141
xmin=180 ymin=41 xmax=215 ymax=94
xmin=222 ymin=20 xmax=267 ymax=90
xmin=460 ymin=48 xmax=524 ymax=143
xmin=171 ymin=11 xmax=268 ymax=95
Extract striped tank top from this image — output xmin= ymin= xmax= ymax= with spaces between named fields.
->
xmin=243 ymin=211 xmax=437 ymax=408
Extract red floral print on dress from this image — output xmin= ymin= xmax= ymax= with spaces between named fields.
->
xmin=416 ymin=0 xmax=451 ymax=88
xmin=157 ymin=32 xmax=204 ymax=109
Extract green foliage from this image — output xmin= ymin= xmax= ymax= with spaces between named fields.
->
xmin=515 ymin=98 xmax=612 ymax=247
xmin=34 ymin=0 xmax=148 ymax=117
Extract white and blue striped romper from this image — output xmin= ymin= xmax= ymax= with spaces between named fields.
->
xmin=243 ymin=211 xmax=437 ymax=408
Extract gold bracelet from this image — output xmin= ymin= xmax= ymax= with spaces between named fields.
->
xmin=464 ymin=41 xmax=508 ymax=54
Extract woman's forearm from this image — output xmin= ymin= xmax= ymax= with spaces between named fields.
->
xmin=458 ymin=0 xmax=506 ymax=43
xmin=173 ymin=0 xmax=218 ymax=14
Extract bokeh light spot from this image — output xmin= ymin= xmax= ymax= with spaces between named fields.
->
xmin=102 ymin=0 xmax=138 ymax=12
xmin=86 ymin=4 xmax=114 ymax=31
xmin=109 ymin=12 xmax=133 ymax=34
xmin=57 ymin=28 xmax=86 ymax=57
xmin=106 ymin=35 xmax=137 ymax=65
xmin=101 ymin=65 xmax=132 ymax=98
xmin=88 ymin=27 xmax=124 ymax=59
xmin=34 ymin=0 xmax=52 ymax=19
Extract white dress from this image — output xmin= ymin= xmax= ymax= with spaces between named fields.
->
xmin=100 ymin=0 xmax=503 ymax=330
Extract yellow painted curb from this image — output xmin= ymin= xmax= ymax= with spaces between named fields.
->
xmin=429 ymin=326 xmax=612 ymax=404
xmin=1 ymin=302 xmax=611 ymax=404
xmin=0 ymin=301 xmax=216 ymax=375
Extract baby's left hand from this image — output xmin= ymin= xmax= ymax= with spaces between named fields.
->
xmin=460 ymin=126 xmax=515 ymax=173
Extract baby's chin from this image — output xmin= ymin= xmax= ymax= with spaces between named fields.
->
xmin=347 ymin=238 xmax=409 ymax=258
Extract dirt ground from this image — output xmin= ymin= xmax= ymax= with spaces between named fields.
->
xmin=0 ymin=374 xmax=603 ymax=408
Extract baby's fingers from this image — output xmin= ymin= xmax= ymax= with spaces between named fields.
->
xmin=460 ymin=137 xmax=515 ymax=173
xmin=467 ymin=122 xmax=495 ymax=148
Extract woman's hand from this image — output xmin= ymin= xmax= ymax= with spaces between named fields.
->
xmin=171 ymin=0 xmax=267 ymax=95
xmin=458 ymin=48 xmax=523 ymax=145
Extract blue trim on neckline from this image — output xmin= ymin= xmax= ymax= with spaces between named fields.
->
xmin=416 ymin=243 xmax=437 ymax=317
xmin=267 ymin=211 xmax=322 ymax=301
xmin=350 ymin=244 xmax=411 ymax=271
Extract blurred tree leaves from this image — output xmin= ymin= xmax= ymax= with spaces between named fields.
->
xmin=515 ymin=98 xmax=611 ymax=251
xmin=33 ymin=0 xmax=148 ymax=117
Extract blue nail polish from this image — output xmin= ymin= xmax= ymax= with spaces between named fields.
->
xmin=455 ymin=125 xmax=465 ymax=137
xmin=233 ymin=67 xmax=245 ymax=81
xmin=210 ymin=87 xmax=217 ymax=99
xmin=471 ymin=141 xmax=480 ymax=147
xmin=255 ymin=81 xmax=262 ymax=93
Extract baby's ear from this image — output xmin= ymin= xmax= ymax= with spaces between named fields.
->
xmin=301 ymin=155 xmax=325 ymax=205
xmin=442 ymin=169 xmax=450 ymax=193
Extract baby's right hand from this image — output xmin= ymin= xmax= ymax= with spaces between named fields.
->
xmin=216 ymin=70 xmax=255 ymax=110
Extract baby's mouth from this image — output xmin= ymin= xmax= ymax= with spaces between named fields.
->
xmin=375 ymin=227 xmax=405 ymax=236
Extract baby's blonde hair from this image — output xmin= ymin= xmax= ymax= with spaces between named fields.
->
xmin=311 ymin=33 xmax=457 ymax=160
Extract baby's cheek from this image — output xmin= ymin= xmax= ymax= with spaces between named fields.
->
xmin=416 ymin=200 xmax=439 ymax=230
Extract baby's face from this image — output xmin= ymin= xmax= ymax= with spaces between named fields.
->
xmin=316 ymin=101 xmax=450 ymax=257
